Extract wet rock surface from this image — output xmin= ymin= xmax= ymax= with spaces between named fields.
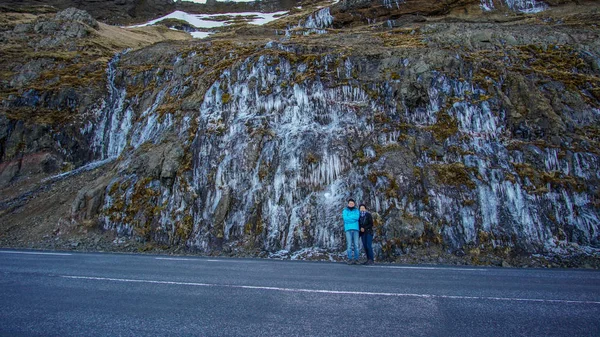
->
xmin=1 ymin=1 xmax=600 ymax=268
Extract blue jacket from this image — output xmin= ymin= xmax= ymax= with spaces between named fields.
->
xmin=342 ymin=207 xmax=360 ymax=231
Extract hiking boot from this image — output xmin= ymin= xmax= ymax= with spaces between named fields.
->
xmin=351 ymin=260 xmax=359 ymax=265
xmin=367 ymin=259 xmax=374 ymax=265
xmin=346 ymin=260 xmax=353 ymax=265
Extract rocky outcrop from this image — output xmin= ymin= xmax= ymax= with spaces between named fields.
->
xmin=0 ymin=7 xmax=192 ymax=191
xmin=1 ymin=0 xmax=301 ymax=25
xmin=1 ymin=0 xmax=174 ymax=24
xmin=31 ymin=7 xmax=99 ymax=47
xmin=332 ymin=0 xmax=598 ymax=27
xmin=55 ymin=7 xmax=98 ymax=29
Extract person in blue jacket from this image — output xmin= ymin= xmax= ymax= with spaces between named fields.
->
xmin=342 ymin=198 xmax=360 ymax=264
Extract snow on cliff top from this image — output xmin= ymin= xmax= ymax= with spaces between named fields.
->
xmin=129 ymin=10 xmax=288 ymax=38
xmin=177 ymin=0 xmax=257 ymax=3
xmin=179 ymin=0 xmax=255 ymax=4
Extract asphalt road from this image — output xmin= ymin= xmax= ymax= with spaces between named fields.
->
xmin=0 ymin=250 xmax=599 ymax=337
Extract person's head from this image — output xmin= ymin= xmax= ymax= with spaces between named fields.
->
xmin=347 ymin=199 xmax=355 ymax=208
xmin=359 ymin=204 xmax=367 ymax=212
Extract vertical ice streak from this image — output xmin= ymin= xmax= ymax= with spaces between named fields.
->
xmin=92 ymin=51 xmax=133 ymax=160
xmin=480 ymin=0 xmax=495 ymax=11
xmin=383 ymin=0 xmax=405 ymax=9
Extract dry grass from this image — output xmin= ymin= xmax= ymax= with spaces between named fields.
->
xmin=94 ymin=23 xmax=191 ymax=51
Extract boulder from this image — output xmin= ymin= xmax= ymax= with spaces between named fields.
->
xmin=71 ymin=175 xmax=112 ymax=221
xmin=55 ymin=8 xmax=99 ymax=29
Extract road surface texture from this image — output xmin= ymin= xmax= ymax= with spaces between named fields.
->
xmin=0 ymin=249 xmax=599 ymax=336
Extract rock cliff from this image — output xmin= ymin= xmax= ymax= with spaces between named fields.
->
xmin=1 ymin=0 xmax=599 ymax=267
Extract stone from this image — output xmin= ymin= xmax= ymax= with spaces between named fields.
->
xmin=71 ymin=175 xmax=112 ymax=220
xmin=60 ymin=21 xmax=90 ymax=39
xmin=0 ymin=161 xmax=20 ymax=186
xmin=13 ymin=23 xmax=32 ymax=34
xmin=213 ymin=188 xmax=232 ymax=228
xmin=160 ymin=144 xmax=184 ymax=181
xmin=34 ymin=21 xmax=59 ymax=35
xmin=471 ymin=31 xmax=493 ymax=43
xmin=55 ymin=8 xmax=99 ymax=29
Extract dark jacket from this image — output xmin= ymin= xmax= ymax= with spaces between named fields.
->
xmin=359 ymin=212 xmax=373 ymax=236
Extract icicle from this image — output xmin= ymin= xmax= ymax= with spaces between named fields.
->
xmin=480 ymin=0 xmax=495 ymax=11
xmin=383 ymin=0 xmax=405 ymax=9
xmin=503 ymin=0 xmax=548 ymax=13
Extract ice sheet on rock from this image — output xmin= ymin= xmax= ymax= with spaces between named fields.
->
xmin=303 ymin=7 xmax=333 ymax=30
xmin=43 ymin=157 xmax=115 ymax=183
xmin=573 ymin=152 xmax=599 ymax=179
xmin=130 ymin=89 xmax=175 ymax=149
xmin=285 ymin=7 xmax=333 ymax=36
xmin=187 ymin=55 xmax=373 ymax=251
xmin=503 ymin=0 xmax=548 ymax=13
xmin=96 ymin=46 xmax=600 ymax=257
xmin=481 ymin=0 xmax=548 ymax=13
xmin=131 ymin=113 xmax=174 ymax=149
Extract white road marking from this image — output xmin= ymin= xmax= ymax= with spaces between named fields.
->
xmin=155 ymin=258 xmax=483 ymax=270
xmin=155 ymin=257 xmax=197 ymax=261
xmin=0 ymin=251 xmax=72 ymax=256
xmin=155 ymin=257 xmax=245 ymax=263
xmin=205 ymin=259 xmax=245 ymax=263
xmin=60 ymin=275 xmax=600 ymax=305
xmin=370 ymin=266 xmax=486 ymax=272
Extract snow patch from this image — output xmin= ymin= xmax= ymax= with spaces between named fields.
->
xmin=129 ymin=10 xmax=288 ymax=38
xmin=177 ymin=0 xmax=257 ymax=3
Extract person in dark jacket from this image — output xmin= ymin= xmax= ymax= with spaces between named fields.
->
xmin=359 ymin=204 xmax=374 ymax=265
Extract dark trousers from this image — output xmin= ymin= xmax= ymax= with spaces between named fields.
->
xmin=361 ymin=234 xmax=374 ymax=260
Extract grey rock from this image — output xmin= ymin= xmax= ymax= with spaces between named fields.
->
xmin=213 ymin=188 xmax=231 ymax=228
xmin=55 ymin=8 xmax=99 ymax=29
xmin=160 ymin=144 xmax=184 ymax=181
xmin=503 ymin=34 xmax=518 ymax=46
xmin=471 ymin=31 xmax=493 ymax=43
xmin=71 ymin=175 xmax=112 ymax=220
xmin=413 ymin=60 xmax=430 ymax=75
xmin=13 ymin=23 xmax=32 ymax=34
xmin=10 ymin=59 xmax=53 ymax=88
xmin=34 ymin=21 xmax=59 ymax=35
xmin=60 ymin=21 xmax=90 ymax=38
xmin=0 ymin=161 xmax=20 ymax=186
